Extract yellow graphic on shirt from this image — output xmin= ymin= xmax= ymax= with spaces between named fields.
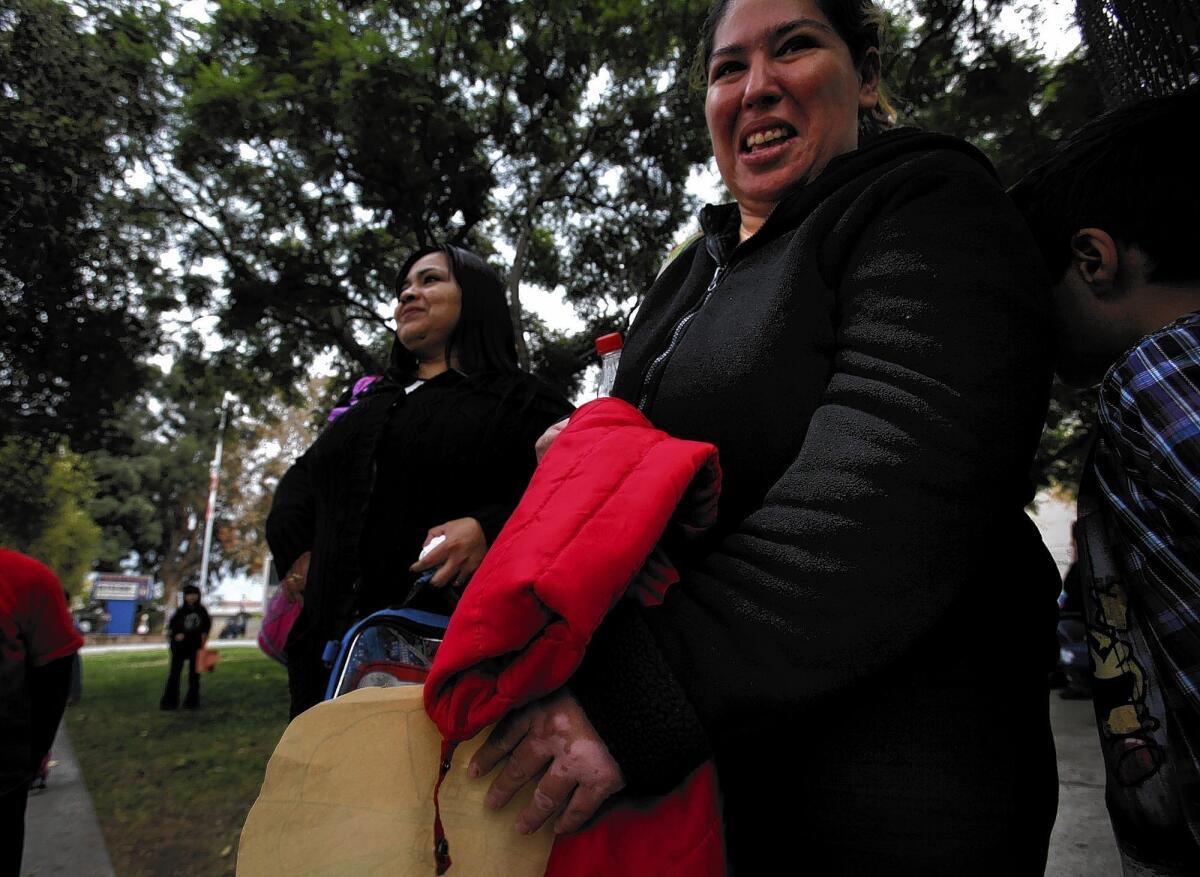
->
xmin=1087 ymin=575 xmax=1164 ymax=786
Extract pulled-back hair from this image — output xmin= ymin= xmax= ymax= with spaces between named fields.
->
xmin=1010 ymin=86 xmax=1200 ymax=284
xmin=392 ymin=244 xmax=519 ymax=375
xmin=696 ymin=0 xmax=896 ymax=140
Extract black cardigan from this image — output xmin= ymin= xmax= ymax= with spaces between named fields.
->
xmin=571 ymin=130 xmax=1061 ymax=871
xmin=266 ymin=361 xmax=571 ymax=714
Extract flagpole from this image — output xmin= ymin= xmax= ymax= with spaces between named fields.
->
xmin=197 ymin=398 xmax=229 ymax=594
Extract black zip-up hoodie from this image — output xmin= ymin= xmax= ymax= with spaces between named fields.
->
xmin=570 ymin=129 xmax=1061 ymax=872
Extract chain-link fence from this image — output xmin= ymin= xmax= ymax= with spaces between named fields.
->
xmin=1076 ymin=0 xmax=1200 ymax=105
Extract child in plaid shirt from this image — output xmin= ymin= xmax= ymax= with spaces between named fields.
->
xmin=1013 ymin=85 xmax=1200 ymax=874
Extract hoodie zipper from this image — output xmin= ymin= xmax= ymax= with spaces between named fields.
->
xmin=636 ymin=262 xmax=726 ymax=412
xmin=632 ymin=131 xmax=958 ymax=413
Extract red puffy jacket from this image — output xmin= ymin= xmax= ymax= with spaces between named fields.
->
xmin=425 ymin=396 xmax=725 ymax=876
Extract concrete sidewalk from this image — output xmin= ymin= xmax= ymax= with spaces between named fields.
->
xmin=81 ymin=638 xmax=260 ymax=655
xmin=22 ymin=723 xmax=115 ymax=877
xmin=1045 ymin=694 xmax=1122 ymax=875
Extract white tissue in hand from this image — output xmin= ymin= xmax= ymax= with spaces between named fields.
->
xmin=418 ymin=534 xmax=446 ymax=562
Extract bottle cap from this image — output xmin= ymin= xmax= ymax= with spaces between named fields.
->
xmin=595 ymin=332 xmax=623 ymax=355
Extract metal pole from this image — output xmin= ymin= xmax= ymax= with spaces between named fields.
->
xmin=197 ymin=400 xmax=229 ymax=593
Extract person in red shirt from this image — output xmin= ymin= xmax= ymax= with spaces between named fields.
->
xmin=0 ymin=548 xmax=83 ymax=877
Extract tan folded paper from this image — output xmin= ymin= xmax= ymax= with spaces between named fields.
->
xmin=237 ymin=686 xmax=553 ymax=876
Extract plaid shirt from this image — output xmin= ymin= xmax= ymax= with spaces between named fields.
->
xmin=1095 ymin=310 xmax=1200 ymax=715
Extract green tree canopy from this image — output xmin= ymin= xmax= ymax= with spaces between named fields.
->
xmin=882 ymin=0 xmax=1106 ymax=185
xmin=3 ymin=0 xmax=1124 ymax=589
xmin=0 ymin=436 xmax=101 ymax=593
xmin=1 ymin=0 xmax=175 ymax=449
xmin=151 ymin=0 xmax=711 ymax=399
xmin=86 ymin=357 xmax=252 ymax=605
xmin=880 ymin=0 xmax=1106 ymax=490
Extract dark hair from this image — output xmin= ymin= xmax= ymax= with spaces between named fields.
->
xmin=392 ymin=244 xmax=519 ymax=375
xmin=696 ymin=0 xmax=896 ymax=140
xmin=1010 ymin=86 xmax=1200 ymax=284
xmin=182 ymin=585 xmax=201 ymax=597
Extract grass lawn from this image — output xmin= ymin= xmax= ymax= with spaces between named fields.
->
xmin=64 ymin=647 xmax=291 ymax=877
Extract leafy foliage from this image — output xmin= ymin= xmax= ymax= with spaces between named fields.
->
xmin=0 ymin=0 xmax=174 ymax=448
xmin=883 ymin=1 xmax=1107 ymax=185
xmin=157 ymin=0 xmax=711 ymax=395
xmin=217 ymin=375 xmax=332 ymax=572
xmin=1035 ymin=384 xmax=1099 ymax=493
xmin=87 ymin=360 xmax=250 ymax=605
xmin=5 ymin=0 xmax=1125 ymax=587
xmin=877 ymin=1 xmax=1108 ymax=494
xmin=0 ymin=436 xmax=101 ymax=592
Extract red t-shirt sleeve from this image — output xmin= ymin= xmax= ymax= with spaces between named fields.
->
xmin=0 ymin=550 xmax=84 ymax=666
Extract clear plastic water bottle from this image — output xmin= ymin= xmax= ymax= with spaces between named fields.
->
xmin=595 ymin=332 xmax=623 ymax=397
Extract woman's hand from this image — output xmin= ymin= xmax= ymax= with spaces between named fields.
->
xmin=535 ymin=417 xmax=570 ymax=463
xmin=411 ymin=517 xmax=487 ymax=588
xmin=281 ymin=551 xmax=311 ymax=604
xmin=469 ymin=688 xmax=625 ymax=835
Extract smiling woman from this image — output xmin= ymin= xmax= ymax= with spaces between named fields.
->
xmin=394 ymin=252 xmax=463 ymax=374
xmin=471 ymin=0 xmax=1064 ymax=871
xmin=702 ymin=0 xmax=881 ymax=237
xmin=265 ymin=244 xmax=572 ymax=717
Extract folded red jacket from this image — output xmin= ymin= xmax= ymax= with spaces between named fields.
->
xmin=424 ymin=396 xmax=725 ymax=876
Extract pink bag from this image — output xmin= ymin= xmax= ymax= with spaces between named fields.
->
xmin=258 ymin=589 xmax=302 ymax=665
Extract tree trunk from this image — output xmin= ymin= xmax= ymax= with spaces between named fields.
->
xmin=158 ymin=510 xmax=204 ymax=611
xmin=333 ymin=322 xmax=382 ymax=375
xmin=325 ymin=303 xmax=383 ymax=374
xmin=507 ymin=223 xmax=533 ymax=371
xmin=160 ymin=567 xmax=184 ymax=615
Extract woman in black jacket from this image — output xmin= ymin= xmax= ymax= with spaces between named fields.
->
xmin=266 ymin=244 xmax=571 ymax=717
xmin=469 ymin=0 xmax=1062 ymax=872
xmin=160 ymin=584 xmax=211 ymax=709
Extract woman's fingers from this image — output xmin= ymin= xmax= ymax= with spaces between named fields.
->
xmin=468 ymin=690 xmax=624 ymax=836
xmin=485 ymin=740 xmax=550 ymax=811
xmin=470 ymin=711 xmax=529 ymax=779
xmin=553 ymin=782 xmax=611 ymax=835
xmin=411 ymin=529 xmax=448 ymax=570
xmin=410 ymin=518 xmax=486 ymax=588
xmin=535 ymin=418 xmax=569 ymax=463
xmin=428 ymin=557 xmax=462 ymax=589
xmin=411 ymin=548 xmax=446 ymax=575
xmin=282 ymin=551 xmax=311 ymax=602
xmin=282 ymin=575 xmax=302 ymax=603
xmin=516 ymin=770 xmax=578 ymax=835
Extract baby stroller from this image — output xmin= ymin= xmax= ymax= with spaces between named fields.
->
xmin=322 ymin=607 xmax=449 ymax=701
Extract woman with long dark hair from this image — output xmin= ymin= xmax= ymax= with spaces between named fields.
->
xmin=266 ymin=244 xmax=572 ymax=717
